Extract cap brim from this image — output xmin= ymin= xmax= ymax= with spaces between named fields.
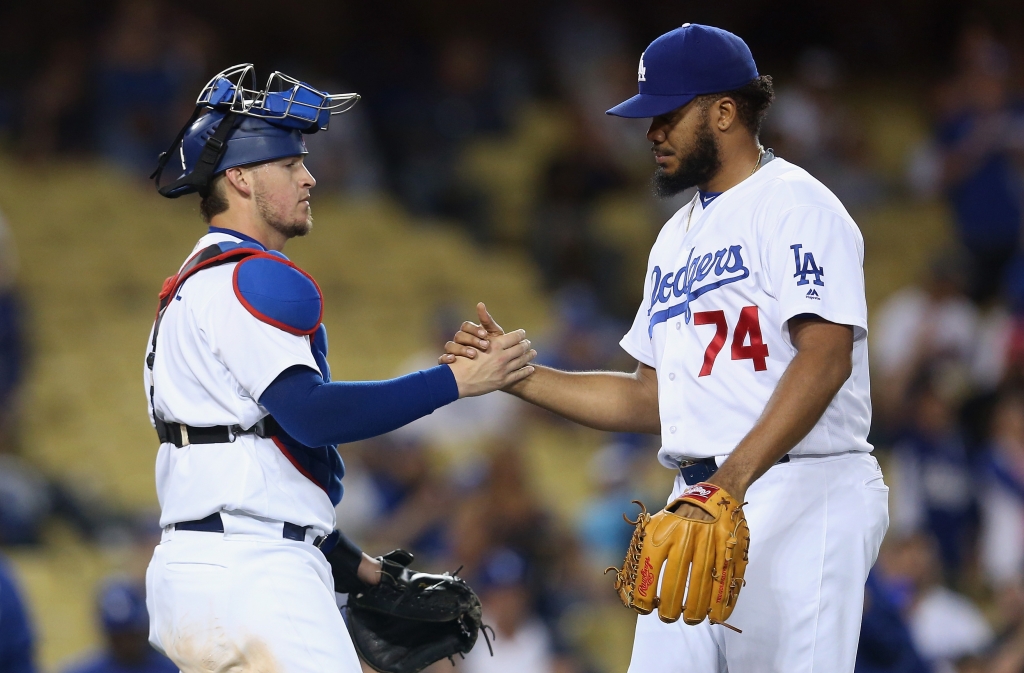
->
xmin=606 ymin=93 xmax=698 ymax=118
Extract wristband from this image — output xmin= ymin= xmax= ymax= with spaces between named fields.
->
xmin=324 ymin=530 xmax=366 ymax=594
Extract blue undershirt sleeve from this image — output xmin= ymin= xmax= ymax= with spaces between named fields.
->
xmin=259 ymin=364 xmax=460 ymax=447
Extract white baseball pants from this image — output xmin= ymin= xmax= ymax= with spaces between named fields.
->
xmin=146 ymin=518 xmax=362 ymax=673
xmin=627 ymin=452 xmax=889 ymax=673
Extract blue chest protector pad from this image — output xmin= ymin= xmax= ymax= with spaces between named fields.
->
xmin=232 ymin=254 xmax=323 ymax=336
xmin=206 ymin=246 xmax=345 ymax=504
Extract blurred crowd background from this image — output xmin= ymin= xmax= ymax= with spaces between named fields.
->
xmin=2 ymin=1 xmax=1024 ymax=672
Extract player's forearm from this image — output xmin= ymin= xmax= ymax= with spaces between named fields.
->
xmin=261 ymin=365 xmax=459 ymax=446
xmin=506 ymin=365 xmax=660 ymax=433
xmin=709 ymin=331 xmax=853 ymax=499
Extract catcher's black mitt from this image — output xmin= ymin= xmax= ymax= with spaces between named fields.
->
xmin=343 ymin=550 xmax=491 ymax=673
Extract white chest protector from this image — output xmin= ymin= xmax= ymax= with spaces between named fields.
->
xmin=620 ymin=157 xmax=872 ymax=467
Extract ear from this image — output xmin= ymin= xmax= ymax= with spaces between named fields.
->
xmin=712 ymin=97 xmax=739 ymax=132
xmin=223 ymin=167 xmax=254 ymax=199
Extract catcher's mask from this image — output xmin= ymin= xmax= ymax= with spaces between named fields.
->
xmin=152 ymin=64 xmax=360 ymax=198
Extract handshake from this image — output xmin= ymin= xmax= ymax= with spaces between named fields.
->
xmin=437 ymin=302 xmax=536 ymax=398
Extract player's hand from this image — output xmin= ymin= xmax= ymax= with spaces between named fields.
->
xmin=358 ymin=553 xmax=383 ymax=586
xmin=438 ymin=302 xmax=507 ymax=363
xmin=669 ymin=501 xmax=715 ymax=522
xmin=445 ymin=328 xmax=536 ymax=398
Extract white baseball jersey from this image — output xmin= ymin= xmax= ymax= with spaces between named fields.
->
xmin=144 ymin=231 xmax=334 ymax=533
xmin=620 ymin=157 xmax=872 ymax=466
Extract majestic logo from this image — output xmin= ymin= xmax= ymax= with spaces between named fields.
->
xmin=805 ymin=288 xmax=820 ymax=300
xmin=681 ymin=483 xmax=720 ymax=503
xmin=647 ymin=245 xmax=750 ymax=336
xmin=638 ymin=557 xmax=655 ymax=596
xmin=790 ymin=244 xmax=824 ymax=287
xmin=638 ymin=54 xmax=647 ymax=82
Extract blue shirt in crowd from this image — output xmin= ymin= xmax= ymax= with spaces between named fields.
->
xmin=855 ymin=573 xmax=930 ymax=673
xmin=0 ymin=556 xmax=35 ymax=673
xmin=936 ymin=107 xmax=1024 ymax=252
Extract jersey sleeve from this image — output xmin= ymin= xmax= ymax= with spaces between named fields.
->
xmin=765 ymin=205 xmax=868 ymax=341
xmin=197 ymin=277 xmax=320 ymax=401
xmin=620 ymin=265 xmax=658 ymax=367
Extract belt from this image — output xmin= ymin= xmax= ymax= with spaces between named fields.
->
xmin=172 ymin=512 xmax=332 ymax=549
xmin=679 ymin=454 xmax=790 ymax=486
xmin=155 ymin=416 xmax=281 ymax=448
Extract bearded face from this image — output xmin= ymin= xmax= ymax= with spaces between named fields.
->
xmin=652 ymin=105 xmax=722 ymax=198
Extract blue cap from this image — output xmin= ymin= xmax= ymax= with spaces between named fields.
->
xmin=476 ymin=549 xmax=528 ymax=590
xmin=607 ymin=24 xmax=758 ymax=118
xmin=98 ymin=579 xmax=149 ymax=634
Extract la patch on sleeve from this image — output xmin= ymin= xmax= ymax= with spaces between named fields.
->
xmin=790 ymin=244 xmax=824 ymax=288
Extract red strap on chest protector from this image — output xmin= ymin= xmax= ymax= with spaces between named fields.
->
xmin=148 ymin=244 xmax=271 ymax=422
xmin=156 ymin=245 xmax=268 ymax=317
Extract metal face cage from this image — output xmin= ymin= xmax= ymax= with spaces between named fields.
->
xmin=153 ymin=64 xmax=360 ymax=196
xmin=195 ymin=64 xmax=360 ymax=132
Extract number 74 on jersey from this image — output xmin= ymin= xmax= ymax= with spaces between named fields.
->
xmin=693 ymin=306 xmax=769 ymax=377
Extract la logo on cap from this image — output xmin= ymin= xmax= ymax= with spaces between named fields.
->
xmin=638 ymin=53 xmax=646 ymax=82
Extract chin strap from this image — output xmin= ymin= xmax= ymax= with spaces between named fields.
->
xmin=151 ymin=111 xmax=242 ymax=198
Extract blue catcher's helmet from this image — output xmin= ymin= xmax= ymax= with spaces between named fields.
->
xmin=180 ymin=112 xmax=308 ymax=180
xmin=153 ymin=64 xmax=359 ymax=198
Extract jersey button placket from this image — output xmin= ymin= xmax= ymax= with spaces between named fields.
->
xmin=669 ymin=373 xmax=676 ymax=381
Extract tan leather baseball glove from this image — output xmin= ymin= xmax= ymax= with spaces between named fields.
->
xmin=606 ymin=483 xmax=750 ymax=630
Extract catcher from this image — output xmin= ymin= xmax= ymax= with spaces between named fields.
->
xmin=441 ymin=24 xmax=888 ymax=673
xmin=144 ymin=64 xmax=529 ymax=673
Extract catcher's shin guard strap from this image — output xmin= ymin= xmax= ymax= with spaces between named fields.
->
xmin=326 ymin=530 xmax=366 ymax=594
